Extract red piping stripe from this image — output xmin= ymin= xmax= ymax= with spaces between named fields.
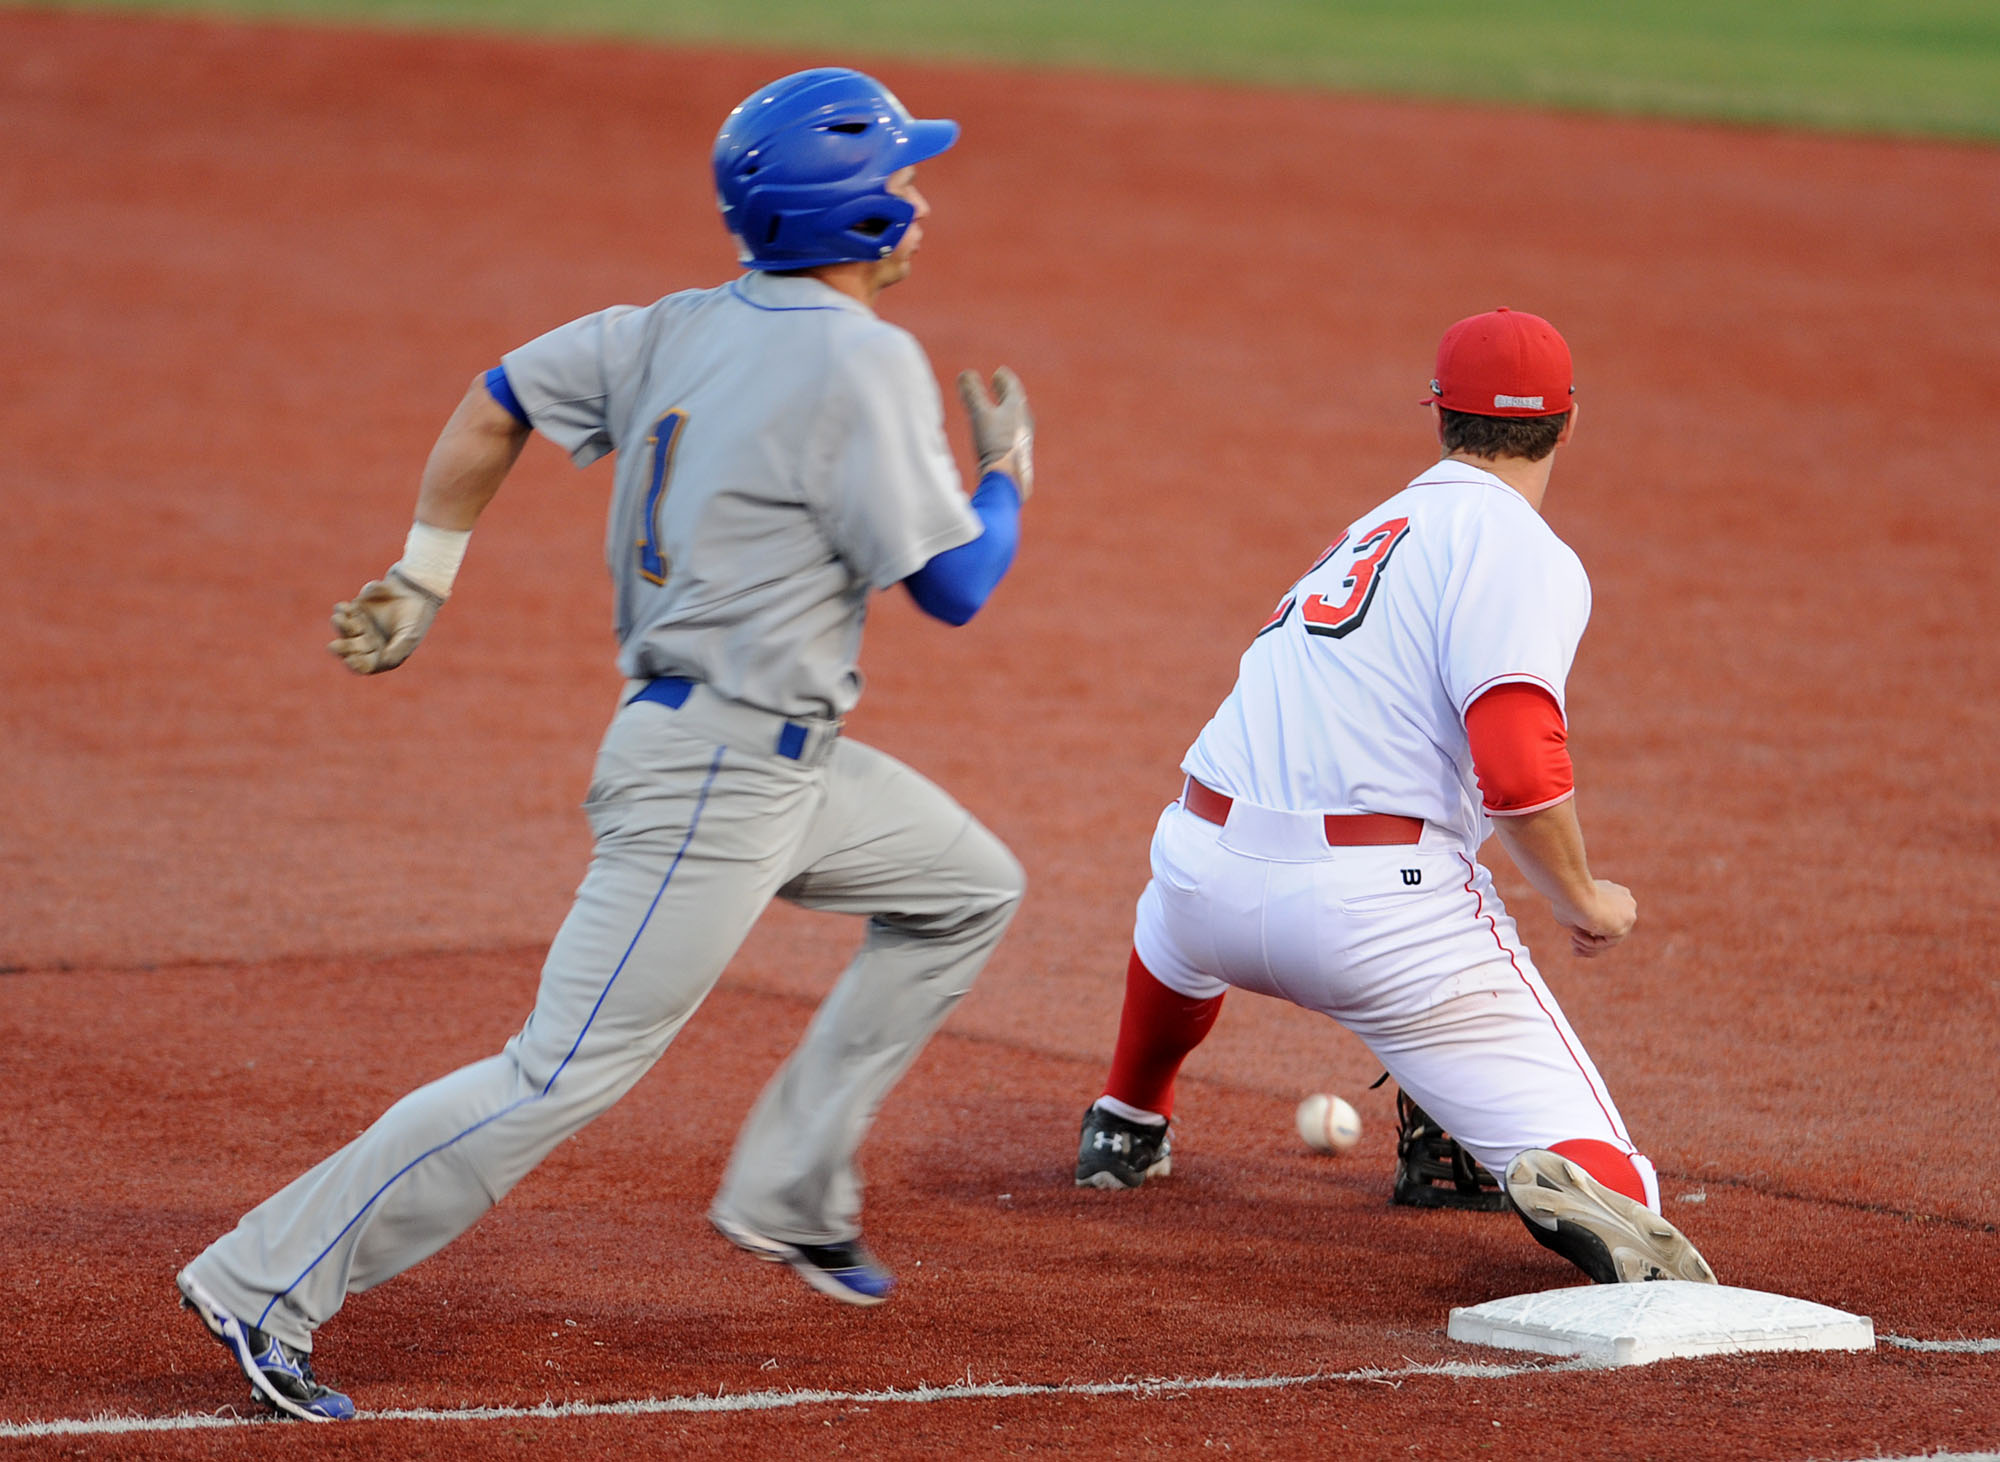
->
xmin=1456 ymin=853 xmax=1630 ymax=1146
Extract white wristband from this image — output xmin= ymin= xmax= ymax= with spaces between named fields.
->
xmin=396 ymin=521 xmax=472 ymax=599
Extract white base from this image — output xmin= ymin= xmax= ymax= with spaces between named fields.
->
xmin=1448 ymin=1284 xmax=1874 ymax=1367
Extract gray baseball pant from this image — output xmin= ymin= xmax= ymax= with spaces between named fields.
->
xmin=184 ymin=684 xmax=1024 ymax=1349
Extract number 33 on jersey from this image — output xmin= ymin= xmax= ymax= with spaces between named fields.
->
xmin=1257 ymin=516 xmax=1413 ymax=641
xmin=1185 ymin=462 xmax=1591 ymax=843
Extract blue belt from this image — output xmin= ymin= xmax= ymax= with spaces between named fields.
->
xmin=629 ymin=676 xmax=812 ymax=761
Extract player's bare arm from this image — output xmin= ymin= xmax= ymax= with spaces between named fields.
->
xmin=327 ymin=377 xmax=528 ymax=676
xmin=414 ymin=376 xmax=532 ymax=529
xmin=1490 ymin=799 xmax=1637 ymax=958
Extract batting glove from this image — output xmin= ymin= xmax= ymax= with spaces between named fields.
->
xmin=956 ymin=366 xmax=1034 ymax=499
xmin=328 ymin=567 xmax=444 ymax=675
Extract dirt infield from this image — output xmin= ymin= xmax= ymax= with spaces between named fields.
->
xmin=2 ymin=8 xmax=1997 ymax=1455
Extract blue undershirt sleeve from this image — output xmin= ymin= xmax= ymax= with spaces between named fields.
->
xmin=483 ymin=364 xmax=531 ymax=429
xmin=902 ymin=471 xmax=1022 ymax=626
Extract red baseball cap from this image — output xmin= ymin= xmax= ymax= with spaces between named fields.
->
xmin=1424 ymin=307 xmax=1574 ymax=417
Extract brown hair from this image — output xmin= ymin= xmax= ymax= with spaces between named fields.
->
xmin=1439 ymin=407 xmax=1569 ymax=462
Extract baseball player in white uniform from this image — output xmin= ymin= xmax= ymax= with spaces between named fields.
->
xmin=175 ymin=69 xmax=1035 ymax=1420
xmin=1072 ymin=308 xmax=1716 ymax=1290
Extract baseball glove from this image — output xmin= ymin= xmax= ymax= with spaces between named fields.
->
xmin=1390 ymin=1087 xmax=1508 ymax=1211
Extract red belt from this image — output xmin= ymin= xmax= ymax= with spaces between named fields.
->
xmin=1182 ymin=777 xmax=1424 ymax=847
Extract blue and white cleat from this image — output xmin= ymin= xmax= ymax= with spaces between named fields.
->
xmin=710 ymin=1214 xmax=895 ymax=1307
xmin=176 ymin=1268 xmax=356 ymax=1420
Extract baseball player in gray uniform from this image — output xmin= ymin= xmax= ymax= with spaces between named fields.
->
xmin=175 ymin=68 xmax=1035 ymax=1421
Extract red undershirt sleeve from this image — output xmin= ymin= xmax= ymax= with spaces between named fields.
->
xmin=1465 ymin=682 xmax=1575 ymax=815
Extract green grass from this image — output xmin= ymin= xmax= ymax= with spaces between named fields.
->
xmin=30 ymin=0 xmax=2000 ymax=141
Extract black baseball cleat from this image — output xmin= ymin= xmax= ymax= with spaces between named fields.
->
xmin=1503 ymin=1149 xmax=1718 ymax=1285
xmin=710 ymin=1214 xmax=895 ymax=1306
xmin=176 ymin=1269 xmax=356 ymax=1421
xmin=1074 ymin=1103 xmax=1173 ymax=1189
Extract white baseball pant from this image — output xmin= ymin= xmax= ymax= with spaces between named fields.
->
xmin=1131 ymin=798 xmax=1659 ymax=1208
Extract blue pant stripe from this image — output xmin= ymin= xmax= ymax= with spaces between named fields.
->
xmin=256 ymin=745 xmax=730 ymax=1330
xmin=539 ymin=745 xmax=727 ymax=1095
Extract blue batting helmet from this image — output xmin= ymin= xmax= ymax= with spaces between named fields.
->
xmin=712 ymin=68 xmax=959 ymax=271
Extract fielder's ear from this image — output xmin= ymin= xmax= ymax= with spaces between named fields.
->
xmin=1556 ymin=400 xmax=1580 ymax=447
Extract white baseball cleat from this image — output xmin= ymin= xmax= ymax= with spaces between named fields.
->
xmin=1504 ymin=1149 xmax=1718 ymax=1285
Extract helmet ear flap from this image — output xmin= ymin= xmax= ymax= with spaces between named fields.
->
xmin=727 ymin=190 xmax=916 ymax=268
xmin=810 ymin=193 xmax=918 ymax=259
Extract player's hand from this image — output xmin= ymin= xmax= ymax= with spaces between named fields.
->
xmin=956 ymin=366 xmax=1034 ymax=500
xmin=328 ymin=567 xmax=444 ymax=675
xmin=1553 ymin=879 xmax=1637 ymax=959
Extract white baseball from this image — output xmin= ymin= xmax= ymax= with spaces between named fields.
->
xmin=1296 ymin=1093 xmax=1361 ymax=1154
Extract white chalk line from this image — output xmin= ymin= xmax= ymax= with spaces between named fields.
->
xmin=0 ymin=1359 xmax=1575 ymax=1440
xmin=1881 ymin=1334 xmax=2000 ymax=1354
xmin=4 ymin=1336 xmax=1991 ymax=1441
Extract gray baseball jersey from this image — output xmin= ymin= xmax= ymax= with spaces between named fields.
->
xmin=504 ymin=271 xmax=981 ymax=718
xmin=182 ymin=271 xmax=1024 ymax=1356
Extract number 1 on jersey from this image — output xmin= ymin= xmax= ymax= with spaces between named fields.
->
xmin=637 ymin=409 xmax=689 ymax=586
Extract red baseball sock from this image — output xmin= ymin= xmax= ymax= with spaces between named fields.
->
xmin=1101 ymin=949 xmax=1224 ymax=1120
xmin=1550 ymin=1138 xmax=1647 ymax=1206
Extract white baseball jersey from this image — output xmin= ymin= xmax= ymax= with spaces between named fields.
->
xmin=503 ymin=271 xmax=981 ymax=718
xmin=1133 ymin=459 xmax=1646 ymax=1200
xmin=1182 ymin=460 xmax=1591 ymax=848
